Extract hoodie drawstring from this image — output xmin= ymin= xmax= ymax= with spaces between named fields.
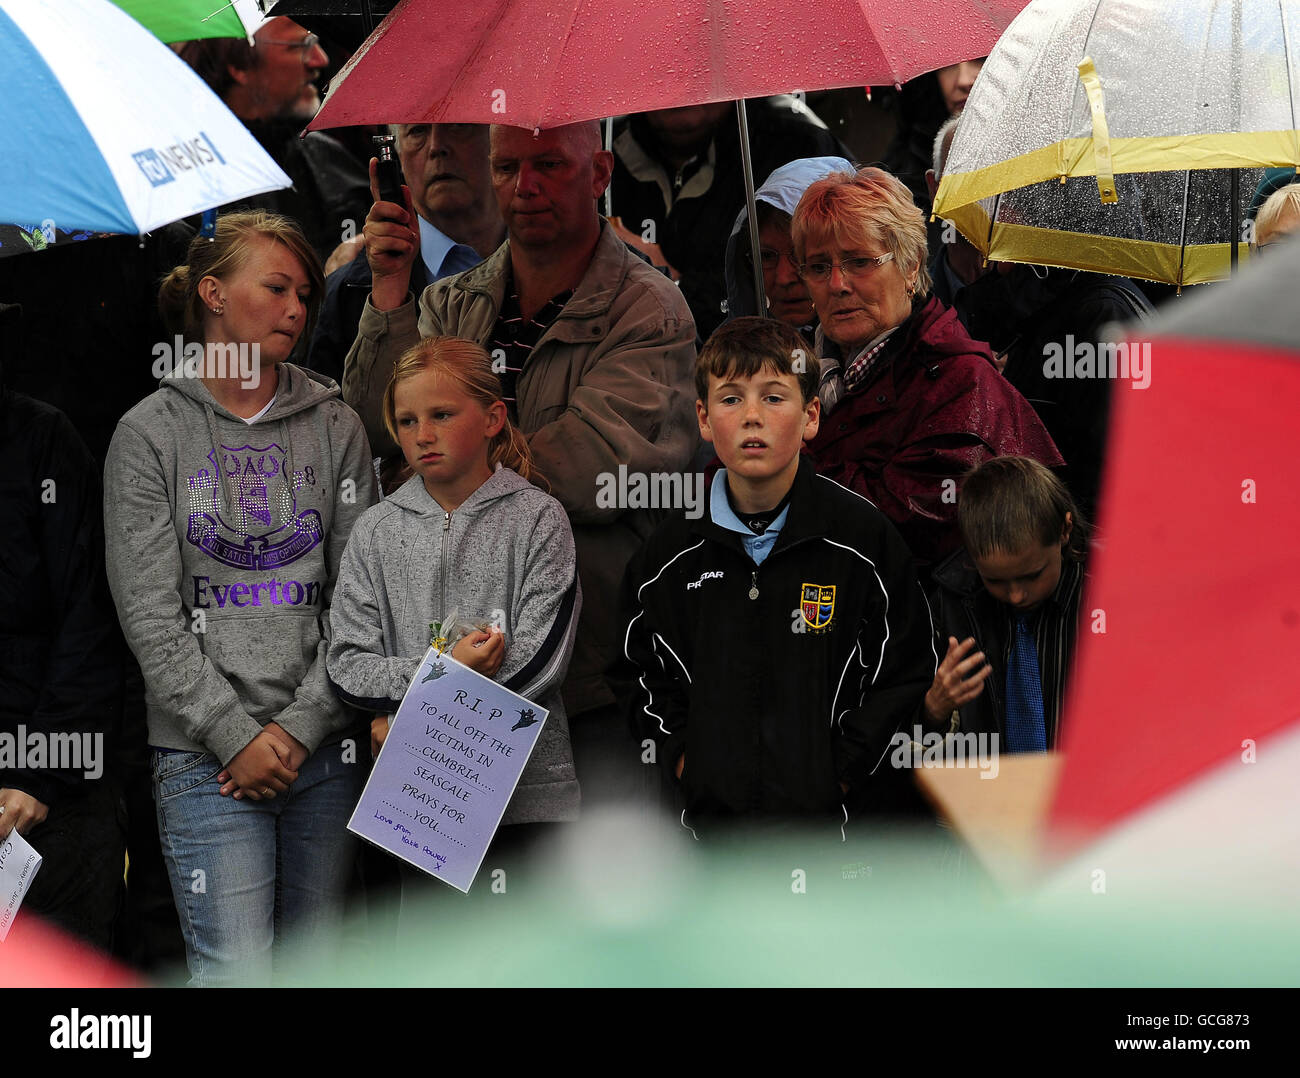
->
xmin=204 ymin=403 xmax=232 ymax=517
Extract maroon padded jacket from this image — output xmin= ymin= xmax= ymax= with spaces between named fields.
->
xmin=810 ymin=295 xmax=1064 ymax=570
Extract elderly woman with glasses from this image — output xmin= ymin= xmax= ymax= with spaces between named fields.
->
xmin=792 ymin=167 xmax=1062 ymax=573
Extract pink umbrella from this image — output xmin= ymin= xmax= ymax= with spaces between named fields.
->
xmin=310 ymin=0 xmax=1027 ymax=130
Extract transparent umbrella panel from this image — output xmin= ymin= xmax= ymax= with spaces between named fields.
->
xmin=934 ymin=0 xmax=1300 ymax=286
xmin=962 ymin=166 xmax=1267 ymax=284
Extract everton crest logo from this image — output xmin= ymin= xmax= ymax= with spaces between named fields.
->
xmin=800 ymin=583 xmax=836 ymax=630
xmin=185 ymin=443 xmax=323 ymax=571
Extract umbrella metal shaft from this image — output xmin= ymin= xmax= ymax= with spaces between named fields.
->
xmin=736 ymin=99 xmax=768 ymax=319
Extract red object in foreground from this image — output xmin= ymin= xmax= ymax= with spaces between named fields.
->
xmin=0 ymin=914 xmax=140 ymax=988
xmin=310 ymin=0 xmax=1030 ymax=129
xmin=1048 ymin=335 xmax=1300 ymax=848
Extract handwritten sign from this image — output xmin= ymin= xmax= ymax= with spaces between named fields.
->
xmin=0 ymin=829 xmax=42 ymax=942
xmin=348 ymin=646 xmax=547 ymax=893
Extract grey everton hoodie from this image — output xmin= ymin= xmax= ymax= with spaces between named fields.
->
xmin=104 ymin=362 xmax=377 ymax=766
xmin=327 ymin=467 xmax=581 ymax=824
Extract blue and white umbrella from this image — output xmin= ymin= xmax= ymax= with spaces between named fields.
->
xmin=0 ymin=0 xmax=291 ymax=237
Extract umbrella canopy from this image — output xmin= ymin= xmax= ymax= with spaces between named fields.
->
xmin=932 ymin=0 xmax=1300 ymax=286
xmin=308 ymin=0 xmax=1031 ymax=131
xmin=111 ymin=0 xmax=266 ymax=42
xmin=0 ymin=0 xmax=291 ymax=237
xmin=1044 ymin=233 xmax=1300 ymax=855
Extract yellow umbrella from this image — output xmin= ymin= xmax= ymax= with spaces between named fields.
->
xmin=933 ymin=0 xmax=1300 ymax=286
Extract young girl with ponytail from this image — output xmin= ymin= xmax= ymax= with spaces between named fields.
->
xmin=327 ymin=337 xmax=581 ymax=865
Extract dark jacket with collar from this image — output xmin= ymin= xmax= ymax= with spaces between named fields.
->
xmin=620 ymin=459 xmax=936 ymax=831
xmin=307 ymin=249 xmax=433 ymax=388
xmin=928 ymin=548 xmax=1086 ymax=747
xmin=931 ymin=256 xmax=1152 ymax=518
xmin=809 ymin=294 xmax=1064 ymax=574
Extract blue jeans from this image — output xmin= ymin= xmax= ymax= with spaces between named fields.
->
xmin=153 ymin=740 xmax=364 ymax=986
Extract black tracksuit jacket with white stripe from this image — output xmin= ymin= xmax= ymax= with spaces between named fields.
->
xmin=620 ymin=458 xmax=937 ymax=827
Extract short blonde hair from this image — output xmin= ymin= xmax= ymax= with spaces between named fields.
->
xmin=1254 ymin=183 xmax=1300 ymax=247
xmin=792 ymin=167 xmax=931 ymax=296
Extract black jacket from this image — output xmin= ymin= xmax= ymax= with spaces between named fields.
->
xmin=620 ymin=459 xmax=935 ymax=830
xmin=611 ymin=97 xmax=849 ymax=339
xmin=928 ymin=548 xmax=1086 ymax=749
xmin=932 ymin=257 xmax=1153 ymax=518
xmin=307 ymin=248 xmax=434 ymax=388
xmin=0 ymin=383 xmax=123 ymax=806
xmin=230 ymin=122 xmax=372 ymax=265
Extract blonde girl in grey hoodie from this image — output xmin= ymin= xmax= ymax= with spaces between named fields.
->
xmin=104 ymin=212 xmax=377 ymax=986
xmin=327 ymin=337 xmax=580 ymax=898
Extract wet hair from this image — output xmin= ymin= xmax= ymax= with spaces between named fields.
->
xmin=382 ymin=336 xmax=539 ymax=484
xmin=957 ymin=457 xmax=1088 ymax=562
xmin=1254 ymin=184 xmax=1300 ymax=246
xmin=176 ymin=37 xmax=258 ymax=103
xmin=696 ymin=316 xmax=820 ymax=407
xmin=791 ymin=166 xmax=932 ymax=296
xmin=157 ymin=210 xmax=323 ymax=341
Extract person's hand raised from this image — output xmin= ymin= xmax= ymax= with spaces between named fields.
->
xmin=364 ymin=157 xmax=419 ymax=312
xmin=924 ymin=636 xmax=992 ymax=723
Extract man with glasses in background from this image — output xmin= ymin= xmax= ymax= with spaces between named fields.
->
xmin=178 ymin=16 xmax=371 ymax=264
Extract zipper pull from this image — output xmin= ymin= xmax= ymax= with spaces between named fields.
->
xmin=748 ymin=570 xmax=759 ymax=601
xmin=443 ymin=511 xmax=451 ymax=532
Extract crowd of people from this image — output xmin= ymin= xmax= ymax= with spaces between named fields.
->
xmin=2 ymin=14 xmax=1294 ymax=987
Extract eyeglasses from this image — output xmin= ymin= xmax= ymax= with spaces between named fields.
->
xmin=746 ymin=247 xmax=798 ymax=271
xmin=798 ymin=252 xmax=894 ymax=282
xmin=257 ymin=31 xmax=320 ymax=53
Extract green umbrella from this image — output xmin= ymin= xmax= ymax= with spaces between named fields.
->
xmin=110 ymin=0 xmax=264 ymax=43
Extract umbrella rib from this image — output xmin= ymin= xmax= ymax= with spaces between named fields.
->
xmin=1176 ymin=170 xmax=1190 ymax=289
xmin=534 ymin=0 xmax=590 ymax=129
xmin=1066 ymin=0 xmax=1108 ymax=171
xmin=1281 ymin=0 xmax=1299 ymax=159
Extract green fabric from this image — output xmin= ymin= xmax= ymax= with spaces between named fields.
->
xmin=160 ymin=827 xmax=1300 ymax=986
xmin=110 ymin=1 xmax=247 ymax=43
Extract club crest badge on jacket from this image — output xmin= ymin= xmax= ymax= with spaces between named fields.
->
xmin=186 ymin=443 xmax=322 ymax=570
xmin=800 ymin=583 xmax=836 ymax=630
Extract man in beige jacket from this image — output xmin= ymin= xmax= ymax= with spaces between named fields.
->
xmin=343 ymin=120 xmax=698 ymax=809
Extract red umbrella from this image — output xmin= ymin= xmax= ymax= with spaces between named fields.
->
xmin=1046 ymin=239 xmax=1300 ymax=854
xmin=308 ymin=0 xmax=1029 ymax=129
xmin=0 ymin=915 xmax=141 ymax=987
xmin=310 ymin=0 xmax=1027 ymax=315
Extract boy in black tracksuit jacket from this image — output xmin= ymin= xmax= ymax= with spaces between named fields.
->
xmin=621 ymin=318 xmax=937 ymax=836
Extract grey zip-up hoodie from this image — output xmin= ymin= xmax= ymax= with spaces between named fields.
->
xmin=104 ymin=362 xmax=377 ymax=766
xmin=327 ymin=467 xmax=581 ymax=824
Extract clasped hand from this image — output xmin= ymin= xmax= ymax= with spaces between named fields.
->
xmin=217 ymin=722 xmax=308 ymax=800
